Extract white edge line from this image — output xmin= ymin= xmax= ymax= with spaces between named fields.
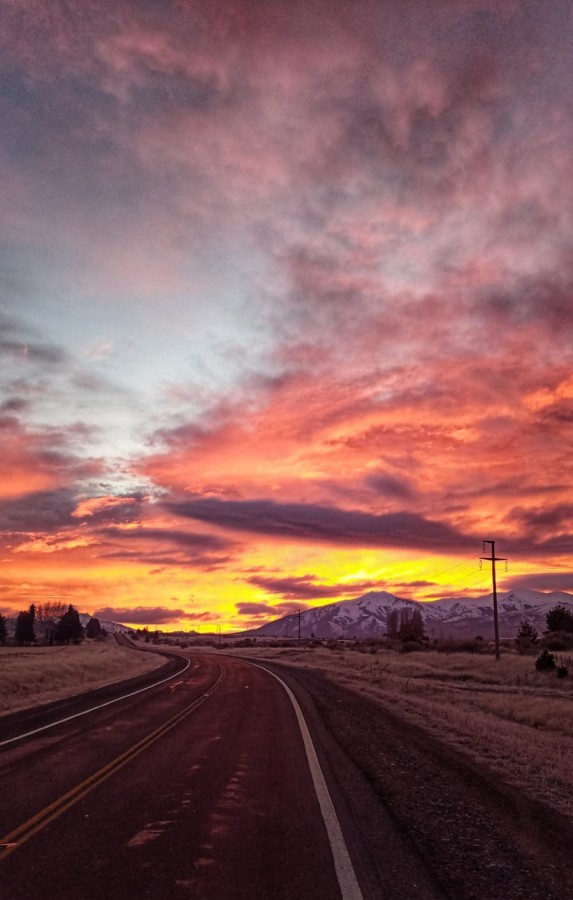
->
xmin=250 ymin=661 xmax=364 ymax=900
xmin=0 ymin=655 xmax=191 ymax=748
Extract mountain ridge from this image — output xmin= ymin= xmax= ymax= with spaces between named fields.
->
xmin=246 ymin=589 xmax=573 ymax=640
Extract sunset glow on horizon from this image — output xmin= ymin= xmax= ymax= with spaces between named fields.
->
xmin=2 ymin=1 xmax=573 ymax=632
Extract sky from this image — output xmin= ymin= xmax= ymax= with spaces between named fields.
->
xmin=1 ymin=0 xmax=573 ymax=632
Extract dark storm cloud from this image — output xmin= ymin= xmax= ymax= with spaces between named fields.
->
xmin=168 ymin=497 xmax=475 ymax=550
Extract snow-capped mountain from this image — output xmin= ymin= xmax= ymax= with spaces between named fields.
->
xmin=78 ymin=614 xmax=129 ymax=635
xmin=251 ymin=592 xmax=418 ymax=640
xmin=249 ymin=589 xmax=573 ymax=640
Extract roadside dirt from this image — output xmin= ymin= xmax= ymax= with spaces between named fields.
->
xmin=284 ymin=665 xmax=573 ymax=900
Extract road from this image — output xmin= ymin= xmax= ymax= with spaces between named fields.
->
xmin=1 ymin=651 xmax=572 ymax=900
xmin=0 ymin=653 xmax=358 ymax=900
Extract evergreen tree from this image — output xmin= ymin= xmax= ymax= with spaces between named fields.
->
xmin=515 ymin=619 xmax=538 ymax=653
xmin=0 ymin=613 xmax=7 ymax=644
xmin=55 ymin=605 xmax=84 ymax=644
xmin=545 ymin=605 xmax=573 ymax=634
xmin=399 ymin=608 xmax=426 ymax=642
xmin=85 ymin=617 xmax=102 ymax=639
xmin=386 ymin=609 xmax=399 ymax=639
xmin=15 ymin=605 xmax=36 ymax=644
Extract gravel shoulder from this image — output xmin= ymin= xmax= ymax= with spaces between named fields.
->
xmin=266 ymin=661 xmax=573 ymax=900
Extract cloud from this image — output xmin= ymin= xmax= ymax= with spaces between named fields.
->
xmin=235 ymin=599 xmax=311 ymax=619
xmin=506 ymin=504 xmax=573 ymax=532
xmin=246 ymin=574 xmax=370 ymax=601
xmin=71 ymin=494 xmax=147 ymax=523
xmin=391 ymin=580 xmax=437 ymax=589
xmin=365 ymin=472 xmax=416 ymax=500
xmin=187 ymin=611 xmax=220 ymax=622
xmin=92 ymin=605 xmax=191 ymax=625
xmin=507 ymin=573 xmax=573 ymax=594
xmin=168 ymin=497 xmax=476 ymax=551
xmin=235 ymin=602 xmax=278 ymax=617
xmin=0 ymin=340 xmax=67 ymax=366
xmin=99 ymin=525 xmax=232 ymax=551
xmin=94 ymin=524 xmax=237 ymax=569
xmin=0 ymin=489 xmax=78 ymax=533
xmin=0 ymin=416 xmax=104 ymax=501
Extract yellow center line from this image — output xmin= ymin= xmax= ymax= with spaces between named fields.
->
xmin=0 ymin=665 xmax=226 ymax=861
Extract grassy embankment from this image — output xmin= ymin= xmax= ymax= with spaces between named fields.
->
xmin=231 ymin=644 xmax=573 ymax=817
xmin=0 ymin=642 xmax=165 ymax=716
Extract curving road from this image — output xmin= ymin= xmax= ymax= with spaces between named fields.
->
xmin=0 ymin=653 xmax=357 ymax=900
xmin=2 ymin=650 xmax=572 ymax=900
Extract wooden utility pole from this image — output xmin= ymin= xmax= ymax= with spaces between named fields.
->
xmin=480 ymin=540 xmax=508 ymax=661
xmin=297 ymin=609 xmax=301 ymax=646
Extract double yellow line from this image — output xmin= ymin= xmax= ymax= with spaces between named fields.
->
xmin=0 ymin=666 xmax=226 ymax=861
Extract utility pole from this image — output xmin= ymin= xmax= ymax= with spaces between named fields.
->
xmin=298 ymin=609 xmax=302 ymax=646
xmin=480 ymin=540 xmax=508 ymax=661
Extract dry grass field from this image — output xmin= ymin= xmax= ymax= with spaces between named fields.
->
xmin=0 ymin=641 xmax=165 ymax=715
xmin=3 ymin=637 xmax=571 ymax=818
xmin=231 ymin=644 xmax=573 ymax=818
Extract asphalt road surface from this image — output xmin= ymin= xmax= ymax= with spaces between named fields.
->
xmin=0 ymin=653 xmax=359 ymax=900
xmin=1 ymin=651 xmax=572 ymax=900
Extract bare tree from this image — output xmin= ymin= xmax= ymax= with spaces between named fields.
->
xmin=36 ymin=601 xmax=68 ymax=645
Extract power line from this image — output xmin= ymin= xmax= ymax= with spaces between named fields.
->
xmin=420 ymin=554 xmax=481 ymax=582
xmin=443 ymin=566 xmax=484 ymax=587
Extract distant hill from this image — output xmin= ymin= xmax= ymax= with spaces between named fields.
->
xmin=248 ymin=589 xmax=573 ymax=640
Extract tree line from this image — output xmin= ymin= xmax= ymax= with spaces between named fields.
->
xmin=0 ymin=602 xmax=105 ymax=646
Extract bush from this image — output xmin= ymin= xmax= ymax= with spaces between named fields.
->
xmin=535 ymin=648 xmax=557 ymax=672
xmin=434 ymin=639 xmax=487 ymax=654
xmin=556 ymin=664 xmax=569 ymax=679
xmin=399 ymin=640 xmax=424 ymax=653
xmin=542 ymin=636 xmax=569 ymax=651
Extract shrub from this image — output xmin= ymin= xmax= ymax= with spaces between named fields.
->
xmin=515 ymin=619 xmax=538 ymax=653
xmin=542 ymin=636 xmax=569 ymax=651
xmin=535 ymin=648 xmax=557 ymax=672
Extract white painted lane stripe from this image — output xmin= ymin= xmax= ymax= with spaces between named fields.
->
xmin=251 ymin=662 xmax=364 ymax=900
xmin=0 ymin=656 xmax=191 ymax=748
